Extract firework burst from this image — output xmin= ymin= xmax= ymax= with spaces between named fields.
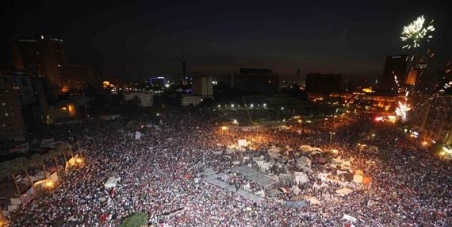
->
xmin=401 ymin=15 xmax=435 ymax=49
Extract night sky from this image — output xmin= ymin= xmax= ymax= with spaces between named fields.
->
xmin=1 ymin=0 xmax=451 ymax=81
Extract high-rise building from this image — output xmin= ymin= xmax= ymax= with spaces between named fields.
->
xmin=0 ymin=70 xmax=26 ymax=140
xmin=59 ymin=64 xmax=94 ymax=94
xmin=228 ymin=68 xmax=280 ymax=94
xmin=12 ymin=35 xmax=67 ymax=103
xmin=12 ymin=71 xmax=36 ymax=106
xmin=305 ymin=73 xmax=342 ymax=94
xmin=379 ymin=55 xmax=409 ymax=93
xmin=192 ymin=76 xmax=213 ymax=97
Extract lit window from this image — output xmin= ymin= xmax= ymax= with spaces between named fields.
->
xmin=4 ymin=113 xmax=9 ymax=117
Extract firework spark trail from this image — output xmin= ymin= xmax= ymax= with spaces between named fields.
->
xmin=401 ymin=15 xmax=435 ymax=49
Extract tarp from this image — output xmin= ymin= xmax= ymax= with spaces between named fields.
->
xmin=294 ymin=172 xmax=309 ymax=184
xmin=238 ymin=139 xmax=249 ymax=147
xmin=255 ymin=189 xmax=265 ymax=197
xmin=306 ymin=196 xmax=320 ymax=205
xmin=135 ymin=131 xmax=142 ymax=140
xmin=336 ymin=187 xmax=353 ymax=196
xmin=283 ymin=201 xmax=307 ymax=208
xmin=50 ymin=172 xmax=59 ymax=182
xmin=343 ymin=214 xmax=358 ymax=222
xmin=104 ymin=177 xmax=120 ymax=189
xmin=10 ymin=197 xmax=21 ymax=205
xmin=352 ymin=174 xmax=364 ymax=184
xmin=297 ymin=156 xmax=312 ymax=167
xmin=299 ymin=145 xmax=313 ymax=152
xmin=40 ymin=138 xmax=55 ymax=147
xmin=291 ymin=185 xmax=301 ymax=195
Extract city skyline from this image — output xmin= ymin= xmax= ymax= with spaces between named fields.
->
xmin=1 ymin=0 xmax=451 ymax=81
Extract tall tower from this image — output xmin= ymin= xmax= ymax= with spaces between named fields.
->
xmin=379 ymin=55 xmax=409 ymax=93
xmin=182 ymin=54 xmax=187 ymax=85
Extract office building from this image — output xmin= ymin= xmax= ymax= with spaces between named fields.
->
xmin=192 ymin=76 xmax=213 ymax=97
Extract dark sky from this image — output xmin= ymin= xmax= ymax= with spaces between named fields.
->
xmin=1 ymin=0 xmax=451 ymax=81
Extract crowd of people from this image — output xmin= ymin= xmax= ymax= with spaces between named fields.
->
xmin=6 ymin=108 xmax=452 ymax=226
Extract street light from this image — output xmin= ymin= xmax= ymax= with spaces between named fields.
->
xmin=328 ymin=131 xmax=335 ymax=150
xmin=298 ymin=119 xmax=302 ymax=127
xmin=221 ymin=126 xmax=228 ymax=136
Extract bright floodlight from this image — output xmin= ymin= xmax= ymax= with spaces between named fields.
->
xmin=401 ymin=15 xmax=435 ymax=49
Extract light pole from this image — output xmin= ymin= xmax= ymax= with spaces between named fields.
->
xmin=298 ymin=119 xmax=302 ymax=128
xmin=328 ymin=132 xmax=335 ymax=150
xmin=221 ymin=126 xmax=228 ymax=136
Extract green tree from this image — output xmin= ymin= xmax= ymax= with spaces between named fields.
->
xmin=119 ymin=213 xmax=149 ymax=227
xmin=0 ymin=160 xmax=24 ymax=204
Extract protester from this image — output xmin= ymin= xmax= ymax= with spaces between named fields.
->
xmin=8 ymin=110 xmax=452 ymax=227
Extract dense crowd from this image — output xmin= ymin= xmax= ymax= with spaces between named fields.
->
xmin=7 ymin=109 xmax=452 ymax=226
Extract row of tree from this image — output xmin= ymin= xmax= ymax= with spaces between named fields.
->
xmin=0 ymin=144 xmax=84 ymax=204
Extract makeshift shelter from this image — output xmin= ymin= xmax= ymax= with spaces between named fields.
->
xmin=352 ymin=174 xmax=364 ymax=184
xmin=299 ymin=145 xmax=313 ymax=152
xmin=291 ymin=185 xmax=301 ymax=195
xmin=297 ymin=156 xmax=312 ymax=167
xmin=336 ymin=187 xmax=353 ymax=196
xmin=294 ymin=172 xmax=309 ymax=184
xmin=341 ymin=173 xmax=354 ymax=182
xmin=306 ymin=196 xmax=320 ymax=205
xmin=104 ymin=177 xmax=121 ymax=189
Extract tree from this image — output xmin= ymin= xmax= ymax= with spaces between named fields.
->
xmin=119 ymin=213 xmax=149 ymax=227
xmin=30 ymin=154 xmax=48 ymax=180
xmin=0 ymin=160 xmax=24 ymax=204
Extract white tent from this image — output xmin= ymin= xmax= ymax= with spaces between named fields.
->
xmin=306 ymin=196 xmax=321 ymax=205
xmin=269 ymin=145 xmax=282 ymax=153
xmin=238 ymin=139 xmax=249 ymax=147
xmin=268 ymin=151 xmax=280 ymax=159
xmin=291 ymin=185 xmax=301 ymax=195
xmin=352 ymin=174 xmax=364 ymax=184
xmin=297 ymin=156 xmax=312 ymax=167
xmin=104 ymin=177 xmax=121 ymax=189
xmin=299 ymin=145 xmax=313 ymax=152
xmin=294 ymin=172 xmax=309 ymax=184
xmin=312 ymin=182 xmax=328 ymax=190
xmin=336 ymin=187 xmax=353 ymax=196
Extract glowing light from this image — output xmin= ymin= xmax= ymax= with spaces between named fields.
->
xmin=395 ymin=101 xmax=410 ymax=122
xmin=401 ymin=15 xmax=435 ymax=49
xmin=44 ymin=180 xmax=54 ymax=188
